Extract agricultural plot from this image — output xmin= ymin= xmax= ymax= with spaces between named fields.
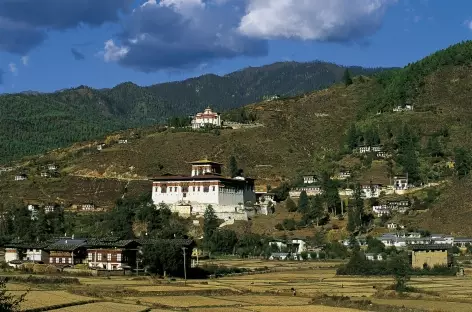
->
xmin=49 ymin=302 xmax=147 ymax=312
xmin=125 ymin=295 xmax=239 ymax=308
xmin=15 ymin=290 xmax=93 ymax=310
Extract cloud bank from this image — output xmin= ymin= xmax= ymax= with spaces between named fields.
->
xmin=0 ymin=0 xmax=396 ymax=71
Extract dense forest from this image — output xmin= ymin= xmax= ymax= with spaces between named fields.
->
xmin=0 ymin=61 xmax=386 ymax=164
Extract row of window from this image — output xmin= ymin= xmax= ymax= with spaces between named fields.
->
xmin=159 ymin=186 xmax=216 ymax=193
xmin=50 ymin=257 xmax=72 ymax=264
xmin=87 ymin=253 xmax=122 ymax=262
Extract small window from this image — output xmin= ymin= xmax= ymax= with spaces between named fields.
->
xmin=161 ymin=186 xmax=167 ymax=193
xmin=212 ymin=186 xmax=215 ymax=191
xmin=62 ymin=258 xmax=65 ymax=263
xmin=203 ymin=186 xmax=209 ymax=192
xmin=169 ymin=187 xmax=172 ymax=192
xmin=197 ymin=186 xmax=200 ymax=192
xmin=50 ymin=258 xmax=54 ymax=263
xmin=107 ymin=253 xmax=112 ymax=261
xmin=117 ymin=254 xmax=122 ymax=262
xmin=98 ymin=253 xmax=102 ymax=261
xmin=182 ymin=186 xmax=188 ymax=193
xmin=183 ymin=193 xmax=187 ymax=198
xmin=68 ymin=258 xmax=72 ymax=264
xmin=88 ymin=253 xmax=92 ymax=261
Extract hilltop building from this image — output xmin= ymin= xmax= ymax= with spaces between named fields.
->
xmin=191 ymin=107 xmax=221 ymax=129
xmin=151 ymin=159 xmax=256 ymax=220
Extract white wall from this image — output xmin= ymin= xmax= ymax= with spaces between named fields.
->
xmin=24 ymin=249 xmax=49 ymax=263
xmin=5 ymin=248 xmax=18 ymax=265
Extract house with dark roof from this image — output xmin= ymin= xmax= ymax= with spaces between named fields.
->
xmin=46 ymin=238 xmax=87 ymax=267
xmin=86 ymin=237 xmax=140 ymax=271
xmin=4 ymin=238 xmax=52 ymax=266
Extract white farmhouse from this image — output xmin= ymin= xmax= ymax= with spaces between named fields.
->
xmin=191 ymin=107 xmax=221 ymax=129
xmin=151 ymin=159 xmax=256 ymax=220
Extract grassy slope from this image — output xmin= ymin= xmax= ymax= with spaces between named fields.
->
xmin=0 ymin=80 xmax=372 ymax=208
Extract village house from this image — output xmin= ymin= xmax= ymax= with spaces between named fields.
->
xmin=393 ymin=175 xmax=409 ymax=190
xmin=386 ymin=222 xmax=402 ymax=230
xmin=14 ymin=174 xmax=27 ymax=181
xmin=3 ymin=239 xmax=50 ymax=266
xmin=151 ymin=159 xmax=256 ymax=221
xmin=27 ymin=204 xmax=40 ymax=220
xmin=191 ymin=107 xmax=222 ymax=129
xmin=393 ymin=104 xmax=414 ymax=112
xmin=269 ymin=253 xmax=289 ymax=260
xmin=357 ymin=146 xmax=372 ymax=154
xmin=376 ymin=151 xmax=389 ymax=159
xmin=255 ymin=191 xmax=277 ymax=215
xmin=97 ymin=143 xmax=106 ymax=151
xmin=410 ymin=244 xmax=451 ymax=269
xmin=47 ymin=164 xmax=58 ymax=171
xmin=45 ymin=204 xmax=58 ymax=213
xmin=371 ymin=146 xmax=382 ymax=152
xmin=118 ymin=138 xmax=128 ymax=144
xmin=289 ymin=186 xmax=323 ymax=198
xmin=361 ymin=184 xmax=381 ymax=198
xmin=365 ymin=253 xmax=384 ymax=261
xmin=46 ymin=237 xmax=87 ymax=267
xmin=81 ymin=203 xmax=96 ymax=211
xmin=86 ymin=237 xmax=140 ymax=271
xmin=372 ymin=205 xmax=390 ymax=217
xmin=302 ymin=174 xmax=318 ymax=185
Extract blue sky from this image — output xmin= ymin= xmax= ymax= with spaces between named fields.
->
xmin=0 ymin=0 xmax=471 ymax=93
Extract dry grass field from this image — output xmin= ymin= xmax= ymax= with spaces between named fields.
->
xmin=8 ymin=259 xmax=472 ymax=312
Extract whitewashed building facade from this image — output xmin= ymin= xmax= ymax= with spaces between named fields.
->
xmin=151 ymin=160 xmax=256 ymax=220
xmin=191 ymin=107 xmax=221 ymax=129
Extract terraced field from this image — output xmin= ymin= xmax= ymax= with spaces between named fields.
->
xmin=7 ymin=259 xmax=472 ymax=312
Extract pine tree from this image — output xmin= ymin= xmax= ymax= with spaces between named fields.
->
xmin=285 ymin=197 xmax=297 ymax=212
xmin=346 ymin=124 xmax=358 ymax=150
xmin=229 ymin=156 xmax=239 ymax=178
xmin=343 ymin=69 xmax=353 ymax=86
xmin=310 ymin=195 xmax=324 ymax=226
xmin=297 ymin=191 xmax=309 ymax=214
xmin=203 ymin=205 xmax=219 ymax=247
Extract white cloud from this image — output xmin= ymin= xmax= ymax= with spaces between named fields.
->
xmin=8 ymin=62 xmax=17 ymax=75
xmin=238 ymin=0 xmax=396 ymax=41
xmin=21 ymin=55 xmax=29 ymax=66
xmin=465 ymin=20 xmax=472 ymax=31
xmin=103 ymin=39 xmax=129 ymax=62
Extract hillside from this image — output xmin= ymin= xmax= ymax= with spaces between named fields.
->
xmin=0 ymin=61 xmax=385 ymax=164
xmin=4 ymin=41 xmax=472 ymax=236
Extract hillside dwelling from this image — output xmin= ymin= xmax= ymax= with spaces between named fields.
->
xmin=40 ymin=172 xmax=50 ymax=178
xmin=118 ymin=138 xmax=128 ymax=144
xmin=387 ymin=222 xmax=401 ymax=230
xmin=14 ymin=174 xmax=27 ymax=181
xmin=334 ymin=170 xmax=352 ymax=180
xmin=357 ymin=146 xmax=372 ymax=154
xmin=303 ymin=175 xmax=318 ymax=185
xmin=264 ymin=94 xmax=281 ymax=101
xmin=376 ymin=151 xmax=388 ymax=159
xmin=47 ymin=164 xmax=58 ymax=171
xmin=44 ymin=204 xmax=58 ymax=213
xmin=289 ymin=186 xmax=323 ymax=198
xmin=365 ymin=253 xmax=384 ymax=261
xmin=191 ymin=107 xmax=222 ymax=129
xmin=393 ymin=104 xmax=414 ymax=112
xmin=387 ymin=200 xmax=410 ymax=213
xmin=0 ymin=167 xmax=14 ymax=173
xmin=393 ymin=176 xmax=409 ymax=190
xmin=81 ymin=203 xmax=96 ymax=211
xmin=255 ymin=191 xmax=276 ymax=215
xmin=86 ymin=238 xmax=140 ymax=271
xmin=361 ymin=184 xmax=381 ymax=199
xmin=372 ymin=205 xmax=390 ymax=217
xmin=410 ymin=245 xmax=452 ymax=269
xmin=97 ymin=143 xmax=106 ymax=151
xmin=151 ymin=159 xmax=256 ymax=221
xmin=371 ymin=146 xmax=382 ymax=152
xmin=46 ymin=238 xmax=87 ymax=266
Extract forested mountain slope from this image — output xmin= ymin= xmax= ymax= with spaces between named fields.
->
xmin=0 ymin=61 xmax=384 ymax=164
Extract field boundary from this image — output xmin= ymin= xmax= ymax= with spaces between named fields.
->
xmin=23 ymin=299 xmax=101 ymax=312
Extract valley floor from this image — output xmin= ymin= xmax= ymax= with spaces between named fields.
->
xmin=6 ymin=259 xmax=472 ymax=312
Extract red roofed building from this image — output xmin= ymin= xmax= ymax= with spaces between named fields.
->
xmin=191 ymin=107 xmax=221 ymax=129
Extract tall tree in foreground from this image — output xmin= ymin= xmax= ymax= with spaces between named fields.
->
xmin=285 ymin=197 xmax=297 ymax=212
xmin=203 ymin=205 xmax=219 ymax=248
xmin=343 ymin=69 xmax=353 ymax=86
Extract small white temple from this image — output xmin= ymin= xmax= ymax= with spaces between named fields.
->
xmin=191 ymin=107 xmax=221 ymax=129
